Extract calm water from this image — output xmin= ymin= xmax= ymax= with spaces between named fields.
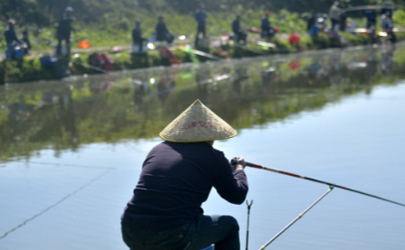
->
xmin=1 ymin=44 xmax=405 ymax=250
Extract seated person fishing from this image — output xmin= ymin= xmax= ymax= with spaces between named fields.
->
xmin=155 ymin=16 xmax=175 ymax=45
xmin=121 ymin=99 xmax=249 ymax=250
xmin=132 ymin=20 xmax=148 ymax=53
xmin=232 ymin=15 xmax=247 ymax=44
xmin=21 ymin=30 xmax=32 ymax=55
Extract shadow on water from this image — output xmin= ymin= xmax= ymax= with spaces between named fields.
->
xmin=0 ymin=44 xmax=404 ymax=162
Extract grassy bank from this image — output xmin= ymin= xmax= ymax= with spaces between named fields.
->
xmin=1 ymin=8 xmax=405 ymax=84
xmin=0 ymin=31 xmax=395 ymax=84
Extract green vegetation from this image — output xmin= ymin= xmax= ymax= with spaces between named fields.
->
xmin=0 ymin=30 xmax=376 ymax=84
xmin=1 ymin=45 xmax=404 ymax=161
xmin=1 ymin=0 xmax=404 ymax=49
xmin=1 ymin=1 xmax=405 ymax=83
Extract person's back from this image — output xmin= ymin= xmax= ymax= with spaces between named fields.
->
xmin=156 ymin=21 xmax=167 ymax=41
xmin=57 ymin=16 xmax=74 ymax=38
xmin=260 ymin=11 xmax=272 ymax=38
xmin=232 ymin=18 xmax=240 ymax=33
xmin=5 ymin=20 xmax=20 ymax=45
xmin=122 ymin=141 xmax=247 ymax=229
xmin=261 ymin=15 xmax=270 ymax=31
xmin=195 ymin=9 xmax=206 ymax=28
xmin=132 ymin=26 xmax=142 ymax=43
xmin=5 ymin=29 xmax=18 ymax=44
xmin=329 ymin=3 xmax=340 ymax=20
xmin=121 ymin=99 xmax=249 ymax=250
xmin=307 ymin=13 xmax=316 ymax=31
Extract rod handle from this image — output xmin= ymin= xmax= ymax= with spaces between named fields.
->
xmin=230 ymin=159 xmax=253 ymax=166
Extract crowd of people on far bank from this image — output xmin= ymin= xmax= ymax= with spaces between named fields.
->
xmin=307 ymin=1 xmax=396 ymax=38
xmin=3 ymin=1 xmax=399 ymax=61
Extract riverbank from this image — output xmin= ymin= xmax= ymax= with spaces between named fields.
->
xmin=0 ymin=30 xmax=399 ymax=84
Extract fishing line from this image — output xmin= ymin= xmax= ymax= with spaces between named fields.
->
xmin=12 ymin=160 xmax=115 ymax=170
xmin=0 ymin=169 xmax=112 ymax=240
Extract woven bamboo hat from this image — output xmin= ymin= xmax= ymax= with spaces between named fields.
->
xmin=159 ymin=99 xmax=237 ymax=142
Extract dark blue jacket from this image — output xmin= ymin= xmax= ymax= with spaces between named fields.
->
xmin=232 ymin=19 xmax=241 ymax=33
xmin=57 ymin=18 xmax=74 ymax=38
xmin=261 ymin=16 xmax=271 ymax=31
xmin=122 ymin=141 xmax=248 ymax=229
xmin=365 ymin=10 xmax=377 ymax=21
xmin=132 ymin=27 xmax=143 ymax=43
xmin=156 ymin=22 xmax=168 ymax=41
xmin=195 ymin=10 xmax=206 ymax=27
xmin=5 ymin=29 xmax=20 ymax=44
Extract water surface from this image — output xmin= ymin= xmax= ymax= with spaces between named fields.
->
xmin=1 ymin=44 xmax=405 ymax=250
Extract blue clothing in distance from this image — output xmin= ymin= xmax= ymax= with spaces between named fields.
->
xmin=121 ymin=141 xmax=248 ymax=230
xmin=195 ymin=10 xmax=207 ymax=27
xmin=261 ymin=16 xmax=271 ymax=31
xmin=156 ymin=22 xmax=169 ymax=41
xmin=232 ymin=19 xmax=241 ymax=33
xmin=132 ymin=27 xmax=144 ymax=43
xmin=365 ymin=10 xmax=377 ymax=21
xmin=57 ymin=18 xmax=74 ymax=39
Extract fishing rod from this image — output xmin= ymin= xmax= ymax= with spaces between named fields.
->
xmin=69 ymin=59 xmax=110 ymax=74
xmin=230 ymin=159 xmax=405 ymax=207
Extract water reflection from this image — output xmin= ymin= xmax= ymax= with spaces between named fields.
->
xmin=0 ymin=45 xmax=404 ymax=161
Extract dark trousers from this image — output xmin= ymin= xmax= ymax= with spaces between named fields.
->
xmin=121 ymin=213 xmax=240 ymax=250
xmin=366 ymin=19 xmax=376 ymax=29
xmin=134 ymin=38 xmax=147 ymax=53
xmin=261 ymin=28 xmax=275 ymax=39
xmin=6 ymin=43 xmax=16 ymax=59
xmin=157 ymin=34 xmax=175 ymax=45
xmin=234 ymin=31 xmax=247 ymax=44
xmin=56 ymin=35 xmax=71 ymax=56
xmin=195 ymin=26 xmax=206 ymax=47
xmin=331 ymin=19 xmax=339 ymax=30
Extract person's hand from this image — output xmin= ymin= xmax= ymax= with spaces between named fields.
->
xmin=231 ymin=157 xmax=246 ymax=172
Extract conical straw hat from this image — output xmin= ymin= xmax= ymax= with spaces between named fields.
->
xmin=160 ymin=99 xmax=237 ymax=142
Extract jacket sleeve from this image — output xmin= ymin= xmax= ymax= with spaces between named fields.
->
xmin=211 ymin=151 xmax=248 ymax=204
